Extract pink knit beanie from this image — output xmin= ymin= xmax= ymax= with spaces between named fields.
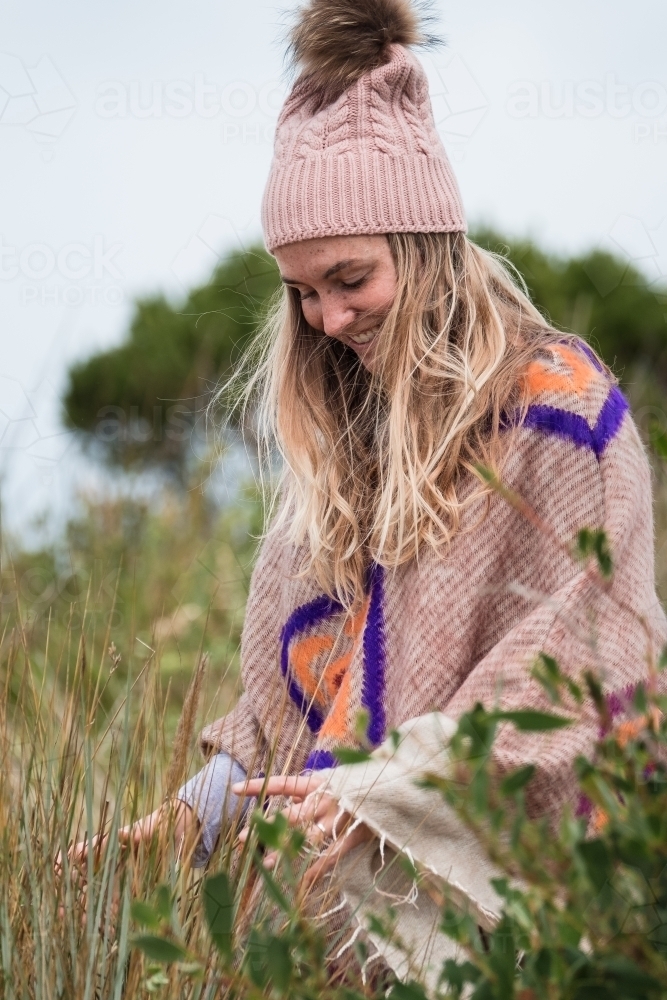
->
xmin=261 ymin=0 xmax=467 ymax=252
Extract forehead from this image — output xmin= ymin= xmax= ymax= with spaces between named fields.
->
xmin=274 ymin=234 xmax=389 ymax=280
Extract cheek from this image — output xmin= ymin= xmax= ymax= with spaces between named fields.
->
xmin=370 ymin=276 xmax=397 ymax=315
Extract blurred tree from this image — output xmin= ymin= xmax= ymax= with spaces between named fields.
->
xmin=474 ymin=229 xmax=667 ymax=384
xmin=62 ymin=247 xmax=280 ymax=481
xmin=62 ymin=233 xmax=667 ymax=478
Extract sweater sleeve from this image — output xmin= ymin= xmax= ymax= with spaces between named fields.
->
xmin=199 ymin=691 xmax=268 ymax=776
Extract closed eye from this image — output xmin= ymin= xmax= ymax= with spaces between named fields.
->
xmin=341 ymin=277 xmax=366 ymax=290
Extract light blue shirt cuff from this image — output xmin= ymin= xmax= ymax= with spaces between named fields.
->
xmin=176 ymin=752 xmax=249 ymax=867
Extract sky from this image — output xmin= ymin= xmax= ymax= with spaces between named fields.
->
xmin=1 ymin=0 xmax=667 ymax=541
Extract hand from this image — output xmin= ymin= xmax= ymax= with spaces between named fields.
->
xmin=56 ymin=800 xmax=197 ymax=882
xmin=233 ymin=775 xmax=374 ymax=889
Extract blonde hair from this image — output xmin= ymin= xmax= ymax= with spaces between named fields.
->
xmin=222 ymin=232 xmax=556 ymax=606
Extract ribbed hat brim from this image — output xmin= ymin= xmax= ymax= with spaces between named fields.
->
xmin=262 ymin=150 xmax=466 ymax=251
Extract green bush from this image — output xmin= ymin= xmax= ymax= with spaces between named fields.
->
xmin=62 ymin=247 xmax=280 ymax=479
xmin=474 ymin=230 xmax=667 ymax=387
xmin=425 ymin=669 xmax=667 ymax=999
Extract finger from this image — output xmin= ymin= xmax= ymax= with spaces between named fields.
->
xmin=66 ymin=833 xmax=101 ymax=869
xmin=282 ymin=796 xmax=343 ymax=841
xmin=232 ymin=775 xmax=323 ymax=800
xmin=310 ymin=794 xmax=343 ymax=829
xmin=281 ymin=796 xmax=321 ymax=827
xmin=301 ymin=825 xmax=374 ymax=891
xmin=304 ymin=821 xmax=329 ymax=846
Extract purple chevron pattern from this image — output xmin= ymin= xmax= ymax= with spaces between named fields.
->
xmin=280 ymin=593 xmax=342 ymax=734
xmin=523 ymin=385 xmax=628 ymax=460
xmin=280 ymin=565 xmax=387 ymax=771
xmin=303 ymin=749 xmax=337 ymax=771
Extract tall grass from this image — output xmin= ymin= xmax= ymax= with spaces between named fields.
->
xmin=1 ymin=610 xmax=196 ymax=996
xmin=0 ymin=484 xmax=251 ymax=996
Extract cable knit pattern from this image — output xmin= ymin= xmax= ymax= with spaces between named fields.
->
xmin=201 ymin=343 xmax=667 ymax=819
xmin=261 ymin=44 xmax=466 ymax=250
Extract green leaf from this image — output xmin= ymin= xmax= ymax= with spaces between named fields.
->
xmin=534 ymin=946 xmax=552 ymax=978
xmin=245 ymin=928 xmax=269 ymax=987
xmin=532 ymin=653 xmax=583 ymax=706
xmin=633 ymin=683 xmax=648 ymax=713
xmin=153 ymin=884 xmax=172 ymax=922
xmin=130 ymin=900 xmax=161 ymax=929
xmin=597 ymin=955 xmax=661 ymax=994
xmin=252 ymin=812 xmax=288 ymax=849
xmin=266 ymin=935 xmax=292 ymax=991
xmin=473 ymin=463 xmax=495 ymax=484
xmin=495 ymin=709 xmax=571 ymax=731
xmin=390 ymin=981 xmax=430 ymax=1000
xmin=131 ymin=934 xmax=188 ymax=964
xmin=532 ymin=653 xmax=563 ymax=704
xmin=455 ymin=704 xmax=498 ymax=756
xmin=584 ymin=671 xmax=611 ymax=729
xmin=574 ymin=527 xmax=613 ymax=578
xmin=202 ymin=872 xmax=234 ymax=959
xmin=501 ymin=764 xmax=536 ymax=796
xmin=367 ymin=913 xmax=392 ymax=939
xmin=353 ymin=708 xmax=370 ymax=742
xmin=255 ymin=858 xmax=291 ymax=913
xmin=576 ymin=838 xmax=611 ymax=892
xmin=440 ymin=959 xmax=480 ymax=991
xmin=489 ymin=877 xmax=510 ymax=898
xmin=487 ymin=916 xmax=516 ymax=995
xmin=565 ymin=677 xmax=584 ymax=704
xmin=333 ymin=747 xmax=372 ymax=765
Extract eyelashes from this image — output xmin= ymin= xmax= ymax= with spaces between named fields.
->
xmin=300 ymin=276 xmax=368 ymax=301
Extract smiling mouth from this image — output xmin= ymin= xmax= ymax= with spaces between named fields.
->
xmin=347 ymin=331 xmax=375 ymax=345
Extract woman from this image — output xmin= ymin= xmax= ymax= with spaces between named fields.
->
xmin=75 ymin=0 xmax=666 ymax=971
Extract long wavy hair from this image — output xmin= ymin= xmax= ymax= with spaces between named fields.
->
xmin=220 ymin=232 xmax=558 ymax=607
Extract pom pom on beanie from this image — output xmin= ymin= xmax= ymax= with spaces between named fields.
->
xmin=261 ymin=0 xmax=467 ymax=252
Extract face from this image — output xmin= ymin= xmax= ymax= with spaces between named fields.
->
xmin=273 ymin=234 xmax=398 ymax=372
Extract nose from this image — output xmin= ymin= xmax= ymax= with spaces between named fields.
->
xmin=320 ymin=297 xmax=356 ymax=339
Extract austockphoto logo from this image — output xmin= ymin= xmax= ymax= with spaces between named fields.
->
xmin=95 ymin=75 xmax=285 ymax=123
xmin=0 ymin=235 xmax=124 ymax=306
xmin=93 ymin=404 xmax=203 ymax=447
xmin=507 ymin=74 xmax=667 ymax=124
xmin=0 ymin=53 xmax=76 ymax=159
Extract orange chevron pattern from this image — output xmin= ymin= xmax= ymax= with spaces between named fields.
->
xmin=288 ymin=599 xmax=369 ymax=725
xmin=524 ymin=344 xmax=599 ymax=401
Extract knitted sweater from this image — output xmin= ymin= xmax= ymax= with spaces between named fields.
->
xmin=201 ymin=341 xmax=667 ymax=819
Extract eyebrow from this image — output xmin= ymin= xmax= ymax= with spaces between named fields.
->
xmin=323 ymin=258 xmax=357 ymax=278
xmin=280 ymin=258 xmax=363 ymax=285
